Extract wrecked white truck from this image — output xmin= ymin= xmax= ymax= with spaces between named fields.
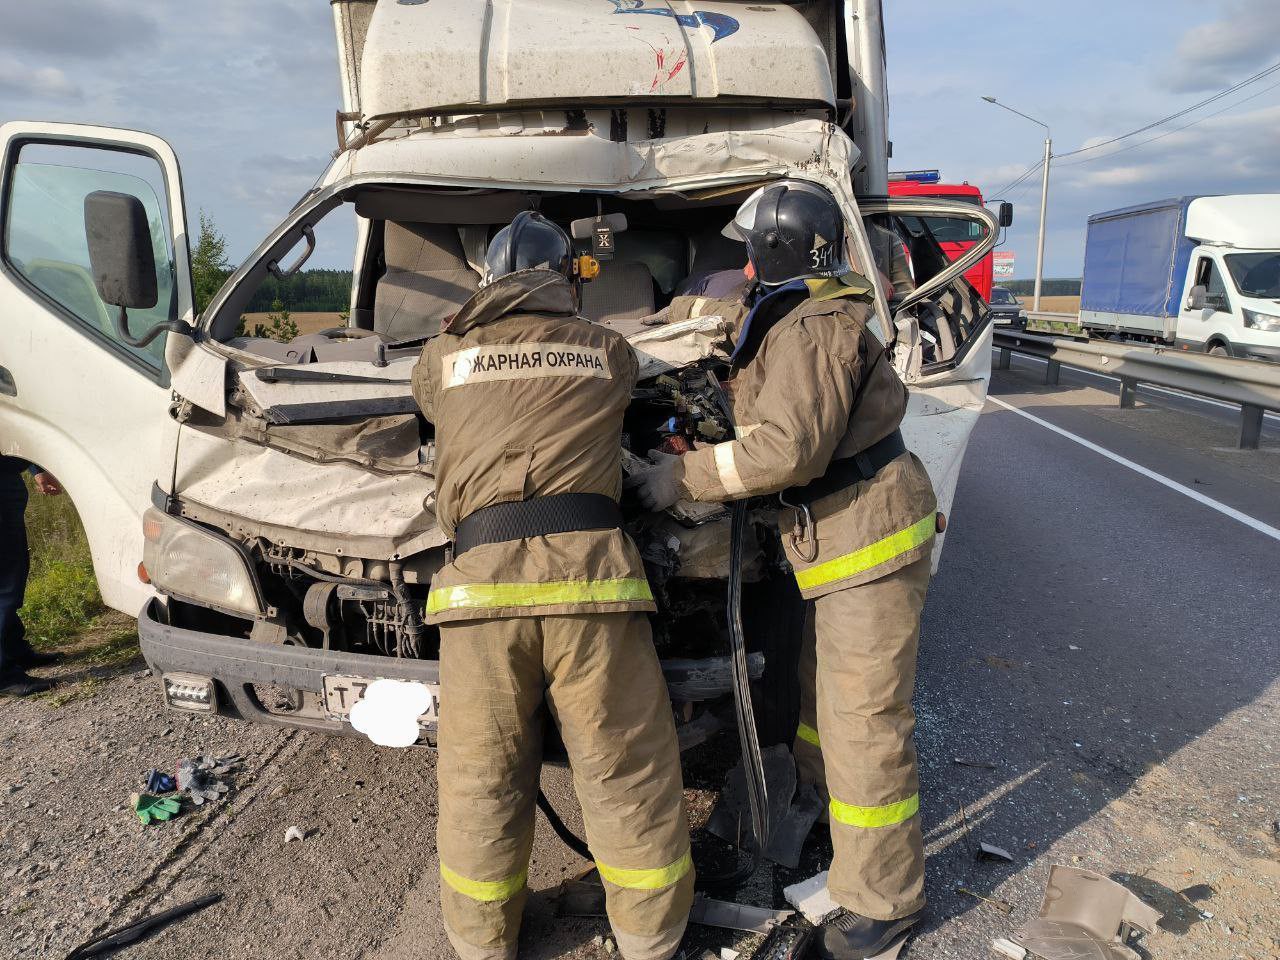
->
xmin=0 ymin=0 xmax=996 ymax=754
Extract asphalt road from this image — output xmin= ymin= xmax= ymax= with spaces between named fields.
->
xmin=2 ymin=359 xmax=1276 ymax=960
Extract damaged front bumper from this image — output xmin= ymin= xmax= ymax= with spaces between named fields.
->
xmin=137 ymin=599 xmax=761 ymax=741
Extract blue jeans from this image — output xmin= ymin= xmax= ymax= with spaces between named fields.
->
xmin=0 ymin=469 xmax=33 ymax=674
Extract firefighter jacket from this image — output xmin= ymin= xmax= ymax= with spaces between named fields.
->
xmin=674 ymin=280 xmax=938 ymax=599
xmin=412 ymin=270 xmax=657 ymax=624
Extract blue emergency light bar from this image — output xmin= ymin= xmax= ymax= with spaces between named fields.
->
xmin=888 ymin=170 xmax=942 ymax=184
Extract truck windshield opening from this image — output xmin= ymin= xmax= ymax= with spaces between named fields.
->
xmin=1225 ymin=253 xmax=1280 ymax=299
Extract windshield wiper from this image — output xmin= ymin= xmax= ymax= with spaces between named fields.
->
xmin=256 ymin=368 xmax=411 ymax=386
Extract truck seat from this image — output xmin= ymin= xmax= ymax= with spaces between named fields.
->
xmin=375 ymin=222 xmax=480 ymax=338
xmin=580 ymin=260 xmax=656 ymax=327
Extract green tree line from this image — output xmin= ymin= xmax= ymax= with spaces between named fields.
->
xmin=1006 ymin=278 xmax=1082 ymax=296
xmin=191 ymin=213 xmax=353 ymax=315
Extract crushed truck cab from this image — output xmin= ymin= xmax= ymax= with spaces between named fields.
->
xmin=0 ymin=0 xmax=997 ymax=748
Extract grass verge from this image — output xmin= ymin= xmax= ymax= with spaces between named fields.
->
xmin=20 ymin=477 xmax=107 ymax=648
xmin=16 ymin=480 xmax=144 ymax=704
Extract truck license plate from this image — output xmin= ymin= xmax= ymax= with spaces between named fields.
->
xmin=322 ymin=675 xmax=440 ymax=723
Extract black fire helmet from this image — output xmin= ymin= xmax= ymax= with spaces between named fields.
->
xmin=725 ymin=180 xmax=849 ymax=287
xmin=483 ymin=211 xmax=575 ymax=284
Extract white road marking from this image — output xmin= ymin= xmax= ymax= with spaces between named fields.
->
xmin=1000 ymin=351 xmax=1280 ymax=422
xmin=988 ymin=395 xmax=1280 ymax=543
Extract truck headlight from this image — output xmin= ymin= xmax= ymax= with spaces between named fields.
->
xmin=1018 ymin=310 xmax=1028 ymax=320
xmin=142 ymin=507 xmax=264 ymax=617
xmin=1243 ymin=309 xmax=1280 ymax=332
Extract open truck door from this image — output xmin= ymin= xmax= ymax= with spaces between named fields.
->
xmin=0 ymin=122 xmax=194 ymax=614
xmin=858 ymin=197 xmax=1000 ymax=568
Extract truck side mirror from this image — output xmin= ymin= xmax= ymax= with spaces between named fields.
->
xmin=85 ymin=191 xmax=158 ymax=310
xmin=84 ymin=191 xmax=189 ymax=348
xmin=1186 ymin=284 xmax=1207 ymax=311
xmin=998 ymin=202 xmax=1014 ymax=228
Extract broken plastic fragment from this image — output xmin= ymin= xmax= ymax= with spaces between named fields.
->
xmin=992 ymin=939 xmax=1028 ymax=959
xmin=689 ymin=895 xmax=793 ymax=933
xmin=978 ymin=842 xmax=1016 ymax=863
xmin=284 ymin=826 xmax=305 ymax=843
xmin=782 ymin=870 xmax=840 ymax=925
xmin=348 ymin=678 xmax=434 ymax=748
xmin=1013 ymin=865 xmax=1163 ymax=960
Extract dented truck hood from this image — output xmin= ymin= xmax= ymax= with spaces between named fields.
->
xmin=169 ymin=118 xmax=885 ymax=558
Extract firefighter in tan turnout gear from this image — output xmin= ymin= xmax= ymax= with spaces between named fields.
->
xmin=629 ymin=182 xmax=938 ymax=960
xmin=413 ymin=212 xmax=694 ymax=960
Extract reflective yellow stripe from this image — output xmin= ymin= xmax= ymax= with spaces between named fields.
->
xmin=426 ymin=577 xmax=654 ymax=614
xmin=440 ymin=863 xmax=527 ymax=902
xmin=796 ymin=722 xmax=821 ymax=748
xmin=829 ymin=793 xmax=919 ymax=829
xmin=794 ymin=514 xmax=936 ymax=591
xmin=714 ymin=441 xmax=748 ymax=497
xmin=596 ymin=850 xmax=692 ymax=891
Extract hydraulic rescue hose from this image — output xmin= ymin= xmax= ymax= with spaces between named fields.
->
xmin=535 ymin=499 xmax=766 ymax=890
xmin=538 ymin=370 xmax=770 ymax=889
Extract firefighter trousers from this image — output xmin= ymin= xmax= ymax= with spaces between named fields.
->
xmin=792 ymin=555 xmax=930 ymax=921
xmin=436 ymin=612 xmax=694 ymax=960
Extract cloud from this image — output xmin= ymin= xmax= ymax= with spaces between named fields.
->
xmin=1166 ymin=0 xmax=1280 ymax=92
xmin=0 ymin=58 xmax=81 ymax=100
xmin=0 ymin=0 xmax=158 ymax=58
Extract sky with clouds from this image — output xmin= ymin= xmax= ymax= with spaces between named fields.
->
xmin=1 ymin=0 xmax=1277 ymax=279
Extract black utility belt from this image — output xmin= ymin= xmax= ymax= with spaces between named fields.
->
xmin=782 ymin=429 xmax=908 ymax=506
xmin=453 ymin=493 xmax=623 ymax=557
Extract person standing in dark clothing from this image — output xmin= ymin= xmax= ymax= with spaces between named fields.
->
xmin=1 ymin=455 xmax=64 ymax=696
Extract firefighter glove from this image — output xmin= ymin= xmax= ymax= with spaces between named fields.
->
xmin=626 ymin=451 xmax=684 ymax=512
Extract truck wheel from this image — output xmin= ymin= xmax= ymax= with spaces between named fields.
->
xmin=745 ymin=573 xmax=806 ymax=747
xmin=1208 ymin=343 xmax=1229 ymax=358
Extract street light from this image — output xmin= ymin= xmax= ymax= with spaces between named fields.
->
xmin=983 ymin=96 xmax=1052 ymax=311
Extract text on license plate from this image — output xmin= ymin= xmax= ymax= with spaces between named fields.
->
xmin=322 ymin=675 xmax=441 ymax=722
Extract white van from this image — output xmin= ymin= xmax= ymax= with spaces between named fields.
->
xmin=0 ymin=0 xmax=996 ymax=746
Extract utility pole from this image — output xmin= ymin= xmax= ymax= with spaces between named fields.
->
xmin=983 ymin=97 xmax=1052 ymax=311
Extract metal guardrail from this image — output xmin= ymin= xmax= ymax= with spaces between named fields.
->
xmin=992 ymin=328 xmax=1280 ymax=449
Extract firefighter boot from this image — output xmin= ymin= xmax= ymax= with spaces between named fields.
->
xmin=817 ymin=908 xmax=922 ymax=960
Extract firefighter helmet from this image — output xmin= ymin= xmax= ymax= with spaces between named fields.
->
xmin=483 ymin=211 xmax=575 ymax=285
xmin=725 ymin=181 xmax=849 ymax=287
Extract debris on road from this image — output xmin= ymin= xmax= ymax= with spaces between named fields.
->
xmin=956 ymin=887 xmax=1014 ymax=915
xmin=991 ymin=937 xmax=1028 ymax=959
xmin=144 ymin=769 xmax=175 ymax=793
xmin=743 ymin=924 xmax=814 ymax=960
xmin=689 ymin=894 xmax=794 ymax=933
xmin=706 ymin=745 xmax=821 ymax=868
xmin=284 ymin=826 xmax=306 ymax=843
xmin=553 ymin=875 xmax=607 ymax=918
xmin=782 ymin=870 xmax=840 ymax=924
xmin=176 ymin=754 xmax=238 ymax=805
xmin=977 ymin=842 xmax=1016 ymax=864
xmin=64 ymin=892 xmax=223 ymax=959
xmin=130 ymin=793 xmax=181 ymax=826
xmin=1010 ymin=865 xmax=1162 ymax=960
xmin=953 ymin=757 xmax=998 ymax=770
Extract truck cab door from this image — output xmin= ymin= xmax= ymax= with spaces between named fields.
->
xmin=1179 ymin=253 xmax=1235 ymax=354
xmin=0 ymin=123 xmax=194 ymax=614
xmin=856 ymin=198 xmax=999 ymax=568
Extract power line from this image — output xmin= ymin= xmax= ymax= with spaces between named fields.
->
xmin=1058 ymin=76 xmax=1280 ymax=168
xmin=988 ymin=160 xmax=1045 ymax=201
xmin=1056 ymin=60 xmax=1280 ymax=159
